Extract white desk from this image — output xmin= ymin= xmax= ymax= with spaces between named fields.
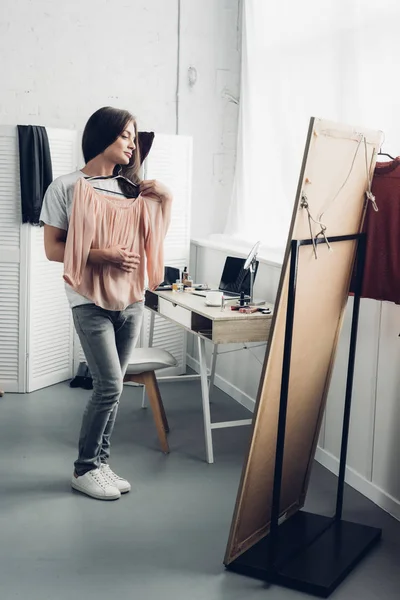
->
xmin=145 ymin=289 xmax=273 ymax=463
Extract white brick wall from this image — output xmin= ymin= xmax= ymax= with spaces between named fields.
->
xmin=0 ymin=0 xmax=240 ymax=238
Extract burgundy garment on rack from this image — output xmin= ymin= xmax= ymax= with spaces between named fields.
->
xmin=358 ymin=157 xmax=400 ymax=304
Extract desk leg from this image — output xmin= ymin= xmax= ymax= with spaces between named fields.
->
xmin=142 ymin=311 xmax=156 ymax=409
xmin=198 ymin=337 xmax=214 ymax=464
xmin=209 ymin=344 xmax=218 ymax=400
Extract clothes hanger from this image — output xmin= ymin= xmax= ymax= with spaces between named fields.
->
xmin=376 ymin=131 xmax=396 ymax=160
xmin=85 ymin=175 xmax=139 ymax=197
xmin=377 ymin=149 xmax=396 ymax=160
xmin=91 ymin=185 xmax=127 ymax=196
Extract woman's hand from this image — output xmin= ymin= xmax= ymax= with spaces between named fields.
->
xmin=139 ymin=179 xmax=172 ymax=202
xmin=104 ymin=245 xmax=140 ymax=272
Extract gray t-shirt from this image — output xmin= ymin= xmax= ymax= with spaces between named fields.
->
xmin=40 ymin=170 xmax=133 ymax=308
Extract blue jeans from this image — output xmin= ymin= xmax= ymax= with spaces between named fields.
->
xmin=72 ymin=301 xmax=144 ymax=476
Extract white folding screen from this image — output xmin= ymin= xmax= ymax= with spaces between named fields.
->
xmin=26 ymin=129 xmax=77 ymax=392
xmin=0 ymin=126 xmax=28 ymax=393
xmin=141 ymin=134 xmax=193 ymax=376
xmin=0 ymin=126 xmax=77 ymax=393
xmin=0 ymin=126 xmax=192 ymax=392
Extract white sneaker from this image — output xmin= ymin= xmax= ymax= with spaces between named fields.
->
xmin=100 ymin=464 xmax=131 ymax=494
xmin=71 ymin=468 xmax=121 ymax=500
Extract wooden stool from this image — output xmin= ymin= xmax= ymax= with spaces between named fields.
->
xmin=124 ymin=348 xmax=177 ymax=454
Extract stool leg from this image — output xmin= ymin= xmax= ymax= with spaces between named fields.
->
xmin=151 ymin=373 xmax=170 ymax=433
xmin=142 ymin=371 xmax=170 ymax=454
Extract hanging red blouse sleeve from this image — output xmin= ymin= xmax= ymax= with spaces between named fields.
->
xmin=63 ymin=178 xmax=95 ymax=288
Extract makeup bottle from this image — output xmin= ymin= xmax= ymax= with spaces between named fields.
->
xmin=182 ymin=266 xmax=190 ymax=286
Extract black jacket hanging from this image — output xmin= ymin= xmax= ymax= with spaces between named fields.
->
xmin=17 ymin=125 xmax=53 ymax=225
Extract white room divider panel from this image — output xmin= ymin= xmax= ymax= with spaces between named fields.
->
xmin=0 ymin=126 xmax=77 ymax=393
xmin=0 ymin=127 xmax=192 ymax=390
xmin=0 ymin=126 xmax=28 ymax=393
xmin=26 ymin=128 xmax=77 ymax=392
xmin=141 ymin=133 xmax=193 ymax=376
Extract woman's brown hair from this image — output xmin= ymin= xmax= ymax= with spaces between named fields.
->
xmin=82 ymin=106 xmax=142 ymax=194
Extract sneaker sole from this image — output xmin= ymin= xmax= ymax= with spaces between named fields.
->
xmin=71 ymin=480 xmax=121 ymax=501
xmin=105 ymin=482 xmax=131 ymax=494
xmin=100 ymin=471 xmax=131 ymax=494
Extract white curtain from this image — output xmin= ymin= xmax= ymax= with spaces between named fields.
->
xmin=225 ymin=0 xmax=400 ymax=251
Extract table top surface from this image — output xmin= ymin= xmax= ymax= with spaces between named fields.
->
xmin=150 ymin=289 xmax=274 ymax=323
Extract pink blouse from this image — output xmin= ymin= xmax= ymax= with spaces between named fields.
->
xmin=63 ymin=177 xmax=165 ymax=310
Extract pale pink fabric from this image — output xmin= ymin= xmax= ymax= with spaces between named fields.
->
xmin=63 ymin=177 xmax=165 ymax=310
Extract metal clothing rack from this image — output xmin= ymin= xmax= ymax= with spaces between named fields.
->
xmin=226 ymin=233 xmax=382 ymax=598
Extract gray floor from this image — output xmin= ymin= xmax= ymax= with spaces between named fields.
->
xmin=0 ymin=378 xmax=399 ymax=600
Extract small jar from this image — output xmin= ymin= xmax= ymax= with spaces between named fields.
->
xmin=175 ymin=279 xmax=184 ymax=293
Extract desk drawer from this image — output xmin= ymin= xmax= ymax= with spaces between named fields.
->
xmin=158 ymin=298 xmax=192 ymax=329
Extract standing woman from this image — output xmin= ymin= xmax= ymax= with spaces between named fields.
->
xmin=40 ymin=107 xmax=172 ymax=501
